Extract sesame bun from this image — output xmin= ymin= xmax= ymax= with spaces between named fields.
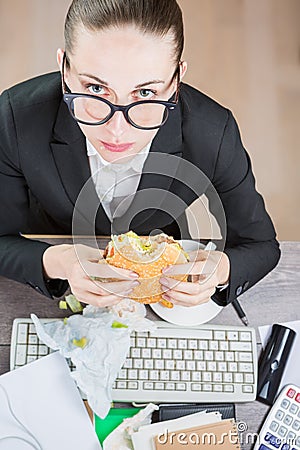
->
xmin=102 ymin=232 xmax=189 ymax=308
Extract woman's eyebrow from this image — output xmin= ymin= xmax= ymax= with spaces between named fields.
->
xmin=78 ymin=73 xmax=165 ymax=88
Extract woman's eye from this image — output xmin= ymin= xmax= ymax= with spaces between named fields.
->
xmin=137 ymin=89 xmax=155 ymax=99
xmin=88 ymin=84 xmax=105 ymax=95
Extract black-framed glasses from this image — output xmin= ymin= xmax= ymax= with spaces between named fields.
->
xmin=61 ymin=52 xmax=180 ymax=130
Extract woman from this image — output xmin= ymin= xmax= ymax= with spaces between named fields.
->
xmin=0 ymin=0 xmax=280 ymax=308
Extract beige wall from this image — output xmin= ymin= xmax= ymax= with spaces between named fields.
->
xmin=1 ymin=0 xmax=299 ymax=240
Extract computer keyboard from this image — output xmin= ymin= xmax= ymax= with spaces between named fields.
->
xmin=11 ymin=318 xmax=257 ymax=403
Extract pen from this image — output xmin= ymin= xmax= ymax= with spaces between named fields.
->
xmin=232 ymin=298 xmax=249 ymax=326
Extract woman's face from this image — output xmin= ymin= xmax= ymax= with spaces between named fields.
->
xmin=58 ymin=26 xmax=186 ymax=162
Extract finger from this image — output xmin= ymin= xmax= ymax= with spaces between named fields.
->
xmin=89 ymin=279 xmax=139 ymax=296
xmin=162 ymin=260 xmax=208 ymax=276
xmin=162 ymin=286 xmax=216 ymax=307
xmin=81 ymin=260 xmax=138 ymax=279
xmin=187 ymin=249 xmax=208 ymax=262
xmin=160 ymin=277 xmax=206 ymax=295
xmin=74 ymin=244 xmax=104 ymax=262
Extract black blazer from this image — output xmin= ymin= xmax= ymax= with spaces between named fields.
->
xmin=0 ymin=72 xmax=280 ymax=305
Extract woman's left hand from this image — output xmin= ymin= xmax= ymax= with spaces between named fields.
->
xmin=159 ymin=250 xmax=230 ymax=307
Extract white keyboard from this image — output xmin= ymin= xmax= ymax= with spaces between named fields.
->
xmin=11 ymin=318 xmax=257 ymax=403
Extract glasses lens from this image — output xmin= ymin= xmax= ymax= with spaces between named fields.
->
xmin=71 ymin=97 xmax=111 ymax=124
xmin=128 ymin=103 xmax=168 ymax=129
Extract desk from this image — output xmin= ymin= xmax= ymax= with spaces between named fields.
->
xmin=0 ymin=239 xmax=299 ymax=449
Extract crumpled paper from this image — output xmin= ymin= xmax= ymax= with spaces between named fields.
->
xmin=31 ymin=299 xmax=156 ymax=418
xmin=102 ymin=403 xmax=159 ymax=450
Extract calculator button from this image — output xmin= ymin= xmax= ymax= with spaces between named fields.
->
xmin=281 ymin=444 xmax=290 ymax=450
xmin=287 ymin=389 xmax=296 ymax=398
xmin=295 ymin=436 xmax=300 ymax=447
xmin=258 ymin=445 xmax=273 ymax=450
xmin=278 ymin=426 xmax=288 ymax=437
xmin=292 ymin=420 xmax=300 ymax=431
xmin=281 ymin=399 xmax=291 ymax=409
xmin=289 ymin=404 xmax=299 ymax=415
xmin=283 ymin=415 xmax=293 ymax=426
xmin=286 ymin=431 xmax=296 ymax=442
xmin=295 ymin=393 xmax=300 ymax=403
xmin=275 ymin=410 xmax=285 ymax=421
xmin=270 ymin=421 xmax=279 ymax=432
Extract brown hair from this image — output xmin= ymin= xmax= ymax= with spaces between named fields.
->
xmin=64 ymin=0 xmax=184 ymax=65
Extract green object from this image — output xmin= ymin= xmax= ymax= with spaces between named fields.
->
xmin=65 ymin=294 xmax=83 ymax=313
xmin=72 ymin=337 xmax=88 ymax=348
xmin=111 ymin=320 xmax=128 ymax=329
xmin=59 ymin=300 xmax=68 ymax=310
xmin=94 ymin=407 xmax=142 ymax=445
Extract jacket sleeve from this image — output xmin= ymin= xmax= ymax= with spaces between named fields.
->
xmin=211 ymin=110 xmax=280 ymax=306
xmin=0 ymin=89 xmax=68 ymax=298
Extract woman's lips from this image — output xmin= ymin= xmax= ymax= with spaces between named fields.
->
xmin=100 ymin=140 xmax=134 ymax=153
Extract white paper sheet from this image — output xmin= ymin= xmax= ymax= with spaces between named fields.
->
xmin=0 ymin=352 xmax=101 ymax=450
xmin=259 ymin=320 xmax=300 ymax=392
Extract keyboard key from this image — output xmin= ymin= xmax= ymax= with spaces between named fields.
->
xmin=242 ymin=385 xmax=253 ymax=393
xmin=230 ymin=341 xmax=252 ymax=351
xmin=209 ymin=340 xmax=218 ymax=350
xmin=188 ymin=339 xmax=197 ymax=349
xmin=154 ymin=360 xmax=164 ymax=370
xmin=227 ymin=331 xmax=239 ymax=341
xmin=166 ymin=383 xmax=175 ymax=390
xmin=238 ymin=362 xmax=254 ymax=372
xmin=202 ymin=372 xmax=212 ymax=382
xmin=15 ymin=345 xmax=27 ymax=365
xmin=239 ymin=331 xmax=252 ymax=341
xmin=154 ymin=382 xmax=164 ymax=390
xmin=244 ymin=373 xmax=254 ymax=384
xmin=202 ymin=384 xmax=212 ymax=391
xmin=214 ymin=331 xmax=226 ymax=340
xmin=215 ymin=351 xmax=224 ymax=361
xmin=192 ymin=372 xmax=201 ymax=382
xmin=213 ymin=384 xmax=223 ymax=392
xmin=17 ymin=323 xmax=28 ymax=344
xmin=237 ymin=352 xmax=253 ymax=362
xmin=157 ymin=338 xmax=167 ymax=348
xmin=219 ymin=341 xmax=229 ymax=351
xmin=186 ymin=361 xmax=196 ymax=371
xmin=27 ymin=355 xmax=37 ymax=363
xmin=170 ymin=371 xmax=180 ymax=381
xmin=116 ymin=381 xmax=127 ymax=389
xmin=162 ymin=349 xmax=172 ymax=359
xmin=142 ymin=348 xmax=151 ymax=358
xmin=139 ymin=370 xmax=149 ymax=380
xmin=191 ymin=383 xmax=201 ymax=391
xmin=128 ymin=381 xmax=138 ymax=389
xmin=224 ymin=385 xmax=234 ymax=392
xmin=159 ymin=371 xmax=170 ymax=381
xmin=176 ymin=383 xmax=187 ymax=391
xmin=165 ymin=360 xmax=175 ymax=370
xmin=207 ymin=361 xmax=217 ymax=371
xmin=144 ymin=382 xmax=154 ymax=390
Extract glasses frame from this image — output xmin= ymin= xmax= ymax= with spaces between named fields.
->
xmin=61 ymin=52 xmax=180 ymax=130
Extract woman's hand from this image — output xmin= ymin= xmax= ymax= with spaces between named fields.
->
xmin=43 ymin=244 xmax=139 ymax=307
xmin=159 ymin=249 xmax=230 ymax=307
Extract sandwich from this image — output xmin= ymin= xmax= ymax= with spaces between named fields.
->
xmin=102 ymin=231 xmax=189 ymax=308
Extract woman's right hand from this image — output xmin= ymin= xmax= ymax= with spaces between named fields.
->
xmin=42 ymin=244 xmax=139 ymax=307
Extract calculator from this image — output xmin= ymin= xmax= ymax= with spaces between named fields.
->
xmin=254 ymin=384 xmax=300 ymax=450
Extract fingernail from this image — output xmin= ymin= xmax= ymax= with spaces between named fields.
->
xmin=162 ymin=294 xmax=171 ymax=300
xmin=131 ymin=281 xmax=139 ymax=287
xmin=162 ymin=267 xmax=171 ymax=274
xmin=130 ymin=272 xmax=139 ymax=278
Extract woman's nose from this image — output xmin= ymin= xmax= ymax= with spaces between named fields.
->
xmin=104 ymin=110 xmax=131 ymax=137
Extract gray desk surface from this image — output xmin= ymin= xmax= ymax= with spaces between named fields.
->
xmin=0 ymin=239 xmax=299 ymax=448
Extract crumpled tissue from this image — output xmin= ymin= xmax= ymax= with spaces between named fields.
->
xmin=102 ymin=403 xmax=158 ymax=450
xmin=31 ymin=299 xmax=156 ymax=419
